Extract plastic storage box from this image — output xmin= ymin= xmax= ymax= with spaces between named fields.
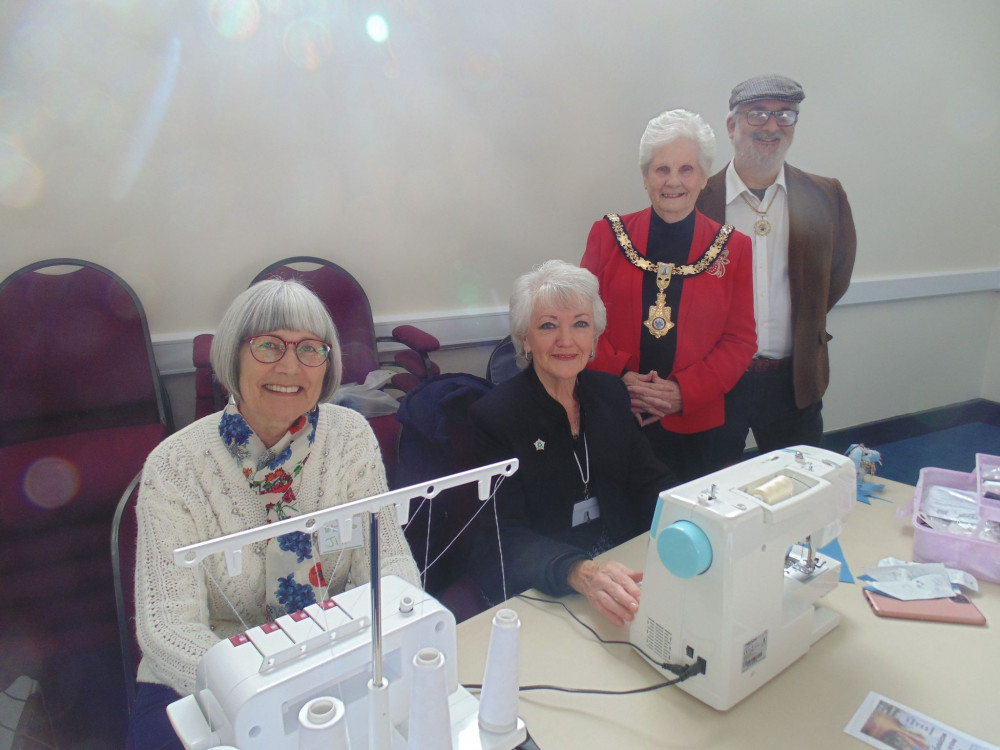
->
xmin=901 ymin=453 xmax=1000 ymax=584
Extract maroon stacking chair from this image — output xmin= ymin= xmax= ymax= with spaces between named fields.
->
xmin=0 ymin=259 xmax=173 ymax=445
xmin=0 ymin=259 xmax=171 ymax=690
xmin=193 ymin=331 xmax=227 ymax=418
xmin=251 ymin=257 xmax=441 ymax=391
xmin=193 ymin=257 xmax=441 ymax=485
xmin=111 ymin=472 xmax=142 ymax=710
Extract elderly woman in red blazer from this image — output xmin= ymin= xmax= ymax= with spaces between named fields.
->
xmin=582 ymin=108 xmax=756 ymax=482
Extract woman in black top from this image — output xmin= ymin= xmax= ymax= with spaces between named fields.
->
xmin=470 ymin=260 xmax=675 ymax=626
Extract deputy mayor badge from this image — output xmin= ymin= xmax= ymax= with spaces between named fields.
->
xmin=644 ymin=261 xmax=675 ymax=339
xmin=644 ymin=299 xmax=674 ymax=338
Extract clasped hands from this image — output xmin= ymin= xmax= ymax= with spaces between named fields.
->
xmin=622 ymin=370 xmax=682 ymax=426
xmin=567 ymin=559 xmax=643 ymax=628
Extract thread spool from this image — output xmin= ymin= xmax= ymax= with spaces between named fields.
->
xmin=298 ymin=695 xmax=349 ymax=750
xmin=407 ymin=647 xmax=453 ymax=750
xmin=478 ymin=608 xmax=520 ymax=734
xmin=751 ymin=474 xmax=795 ymax=505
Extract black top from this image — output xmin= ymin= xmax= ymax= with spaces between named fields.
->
xmin=468 ymin=366 xmax=676 ymax=600
xmin=639 ymin=208 xmax=695 ymax=377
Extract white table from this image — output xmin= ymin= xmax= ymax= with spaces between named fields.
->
xmin=457 ymin=480 xmax=999 ymax=749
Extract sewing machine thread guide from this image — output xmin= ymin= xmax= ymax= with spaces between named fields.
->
xmin=172 ymin=459 xmax=519 ymax=570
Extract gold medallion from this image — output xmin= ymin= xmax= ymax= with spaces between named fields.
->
xmin=741 ymin=192 xmax=778 ymax=239
xmin=644 ymin=262 xmax=675 ymax=338
xmin=645 ymin=298 xmax=674 ymax=338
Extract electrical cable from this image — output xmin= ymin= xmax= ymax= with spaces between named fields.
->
xmin=462 ymin=593 xmax=706 ymax=696
xmin=517 ymin=594 xmax=701 ymax=676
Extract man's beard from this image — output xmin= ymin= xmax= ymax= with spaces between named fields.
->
xmin=736 ymin=132 xmax=790 ymax=172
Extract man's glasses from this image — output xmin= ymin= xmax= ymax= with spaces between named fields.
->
xmin=744 ymin=109 xmax=799 ymax=127
xmin=246 ymin=335 xmax=331 ymax=367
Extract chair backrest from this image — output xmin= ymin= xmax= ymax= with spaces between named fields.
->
xmin=251 ymin=257 xmax=378 ymax=387
xmin=0 ymin=259 xmax=172 ymax=447
xmin=111 ymin=471 xmax=142 ymax=711
xmin=192 ymin=332 xmax=228 ymax=419
xmin=486 ymin=335 xmax=523 ymax=385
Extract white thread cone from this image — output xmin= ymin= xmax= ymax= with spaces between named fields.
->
xmin=478 ymin=608 xmax=520 ymax=734
xmin=407 ymin=648 xmax=453 ymax=750
xmin=298 ymin=695 xmax=350 ymax=750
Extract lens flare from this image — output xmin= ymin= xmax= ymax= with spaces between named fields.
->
xmin=112 ymin=35 xmax=181 ymax=200
xmin=283 ymin=18 xmax=333 ymax=71
xmin=0 ymin=140 xmax=45 ymax=209
xmin=209 ymin=0 xmax=262 ymax=41
xmin=23 ymin=457 xmax=80 ymax=510
xmin=365 ymin=14 xmax=389 ymax=43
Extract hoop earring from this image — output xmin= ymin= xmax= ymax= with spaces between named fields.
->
xmin=524 ymin=351 xmax=532 ymax=362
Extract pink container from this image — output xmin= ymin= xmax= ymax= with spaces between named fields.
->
xmin=977 ymin=453 xmax=1000 ymax=524
xmin=901 ymin=459 xmax=1000 ymax=584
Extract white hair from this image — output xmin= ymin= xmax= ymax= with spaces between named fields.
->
xmin=509 ymin=260 xmax=607 ymax=359
xmin=638 ymin=108 xmax=716 ymax=176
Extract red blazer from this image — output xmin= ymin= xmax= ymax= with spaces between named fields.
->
xmin=582 ymin=208 xmax=756 ymax=434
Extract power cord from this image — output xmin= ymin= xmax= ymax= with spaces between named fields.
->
xmin=463 ymin=593 xmax=706 ymax=696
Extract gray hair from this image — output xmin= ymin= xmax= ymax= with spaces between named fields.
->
xmin=509 ymin=260 xmax=607 ymax=359
xmin=211 ymin=279 xmax=343 ymax=405
xmin=638 ymin=108 xmax=716 ymax=176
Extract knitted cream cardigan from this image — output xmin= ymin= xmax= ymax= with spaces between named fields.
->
xmin=134 ymin=403 xmax=420 ymax=695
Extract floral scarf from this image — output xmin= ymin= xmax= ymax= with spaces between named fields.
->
xmin=219 ymin=399 xmax=324 ymax=620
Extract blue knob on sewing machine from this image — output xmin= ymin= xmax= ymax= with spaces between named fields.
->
xmin=657 ymin=520 xmax=712 ymax=578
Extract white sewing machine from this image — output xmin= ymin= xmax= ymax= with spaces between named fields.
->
xmin=165 ymin=461 xmax=526 ymax=749
xmin=630 ymin=446 xmax=855 ymax=711
xmin=167 ymin=576 xmax=524 ymax=749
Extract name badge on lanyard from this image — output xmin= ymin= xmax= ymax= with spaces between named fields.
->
xmin=570 ymin=432 xmax=595 ymax=527
xmin=572 ymin=496 xmax=601 ymax=527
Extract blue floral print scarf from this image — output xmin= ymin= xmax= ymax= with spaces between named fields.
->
xmin=219 ymin=399 xmax=324 ymax=620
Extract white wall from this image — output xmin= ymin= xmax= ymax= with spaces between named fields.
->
xmin=827 ymin=292 xmax=997 ymax=431
xmin=982 ymin=304 xmax=1000 ymax=403
xmin=2 ymin=0 xmax=999 ymax=429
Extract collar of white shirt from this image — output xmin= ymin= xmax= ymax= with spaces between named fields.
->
xmin=724 ymin=161 xmax=787 ymax=206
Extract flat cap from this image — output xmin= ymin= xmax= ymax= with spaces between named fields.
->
xmin=729 ymin=74 xmax=805 ymax=110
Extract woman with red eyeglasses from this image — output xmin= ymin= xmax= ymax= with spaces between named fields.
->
xmin=127 ymin=279 xmax=418 ymax=749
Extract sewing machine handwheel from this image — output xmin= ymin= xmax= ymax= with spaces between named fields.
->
xmin=657 ymin=520 xmax=712 ymax=578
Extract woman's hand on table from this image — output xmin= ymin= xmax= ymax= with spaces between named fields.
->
xmin=567 ymin=559 xmax=643 ymax=627
xmin=622 ymin=370 xmax=683 ymax=425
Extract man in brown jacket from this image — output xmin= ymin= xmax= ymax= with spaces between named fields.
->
xmin=696 ymin=74 xmax=856 ymax=459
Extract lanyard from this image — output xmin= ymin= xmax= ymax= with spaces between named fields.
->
xmin=572 ymin=433 xmax=590 ymax=499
